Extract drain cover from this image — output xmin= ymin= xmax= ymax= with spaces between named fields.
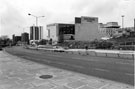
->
xmin=39 ymin=75 xmax=53 ymax=79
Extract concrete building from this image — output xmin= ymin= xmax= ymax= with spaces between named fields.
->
xmin=99 ymin=22 xmax=120 ymax=39
xmin=30 ymin=26 xmax=43 ymax=41
xmin=114 ymin=27 xmax=135 ymax=37
xmin=47 ymin=23 xmax=75 ymax=44
xmin=21 ymin=32 xmax=29 ymax=44
xmin=75 ymin=16 xmax=101 ymax=41
xmin=12 ymin=34 xmax=21 ymax=45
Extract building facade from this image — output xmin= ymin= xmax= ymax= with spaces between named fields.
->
xmin=21 ymin=32 xmax=29 ymax=44
xmin=12 ymin=34 xmax=21 ymax=45
xmin=99 ymin=22 xmax=120 ymax=39
xmin=47 ymin=23 xmax=75 ymax=44
xmin=75 ymin=16 xmax=101 ymax=41
xmin=30 ymin=26 xmax=43 ymax=41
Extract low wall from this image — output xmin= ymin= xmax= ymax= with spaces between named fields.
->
xmin=27 ymin=46 xmax=134 ymax=60
xmin=67 ymin=50 xmax=134 ymax=60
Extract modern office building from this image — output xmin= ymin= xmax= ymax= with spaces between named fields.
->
xmin=47 ymin=23 xmax=75 ymax=44
xmin=21 ymin=32 xmax=29 ymax=44
xmin=30 ymin=26 xmax=43 ymax=41
xmin=75 ymin=16 xmax=101 ymax=41
xmin=12 ymin=34 xmax=21 ymax=45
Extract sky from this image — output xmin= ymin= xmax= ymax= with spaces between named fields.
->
xmin=0 ymin=0 xmax=135 ymax=38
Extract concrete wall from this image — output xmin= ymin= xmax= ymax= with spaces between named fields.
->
xmin=75 ymin=16 xmax=101 ymax=41
xmin=47 ymin=24 xmax=59 ymax=42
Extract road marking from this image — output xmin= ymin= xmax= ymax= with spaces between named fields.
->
xmin=94 ymin=68 xmax=110 ymax=72
xmin=116 ymin=62 xmax=134 ymax=66
xmin=125 ymin=73 xmax=134 ymax=76
xmin=55 ymin=62 xmax=84 ymax=69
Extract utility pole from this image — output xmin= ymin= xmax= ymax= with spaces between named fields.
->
xmin=28 ymin=13 xmax=45 ymax=27
xmin=134 ymin=18 xmax=135 ymax=31
xmin=121 ymin=15 xmax=124 ymax=29
xmin=28 ymin=13 xmax=45 ymax=41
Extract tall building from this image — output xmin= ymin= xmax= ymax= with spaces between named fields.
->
xmin=75 ymin=16 xmax=101 ymax=41
xmin=30 ymin=26 xmax=43 ymax=41
xmin=12 ymin=34 xmax=21 ymax=45
xmin=47 ymin=23 xmax=75 ymax=44
xmin=21 ymin=32 xmax=29 ymax=44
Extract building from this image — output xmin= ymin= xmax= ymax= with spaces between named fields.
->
xmin=75 ymin=16 xmax=101 ymax=41
xmin=115 ymin=27 xmax=135 ymax=37
xmin=47 ymin=23 xmax=75 ymax=44
xmin=99 ymin=22 xmax=120 ymax=39
xmin=30 ymin=26 xmax=43 ymax=41
xmin=12 ymin=34 xmax=21 ymax=45
xmin=21 ymin=32 xmax=29 ymax=44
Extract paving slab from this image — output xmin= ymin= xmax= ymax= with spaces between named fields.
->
xmin=0 ymin=51 xmax=134 ymax=89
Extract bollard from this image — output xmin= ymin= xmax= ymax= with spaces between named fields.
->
xmin=117 ymin=53 xmax=120 ymax=58
xmin=95 ymin=52 xmax=97 ymax=56
xmin=78 ymin=51 xmax=81 ymax=55
xmin=132 ymin=54 xmax=134 ymax=60
xmin=105 ymin=53 xmax=107 ymax=57
xmin=85 ymin=50 xmax=89 ymax=55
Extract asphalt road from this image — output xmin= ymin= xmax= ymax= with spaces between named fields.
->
xmin=5 ymin=46 xmax=134 ymax=85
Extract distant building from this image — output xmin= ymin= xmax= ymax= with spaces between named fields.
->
xmin=115 ymin=27 xmax=135 ymax=37
xmin=21 ymin=32 xmax=29 ymax=44
xmin=47 ymin=23 xmax=75 ymax=44
xmin=99 ymin=22 xmax=120 ymax=39
xmin=30 ymin=26 xmax=43 ymax=41
xmin=75 ymin=16 xmax=101 ymax=41
xmin=12 ymin=34 xmax=21 ymax=45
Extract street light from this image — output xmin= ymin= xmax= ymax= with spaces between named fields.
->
xmin=134 ymin=19 xmax=135 ymax=31
xmin=28 ymin=13 xmax=45 ymax=26
xmin=121 ymin=15 xmax=124 ymax=29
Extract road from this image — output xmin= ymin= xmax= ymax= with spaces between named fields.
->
xmin=5 ymin=46 xmax=134 ymax=85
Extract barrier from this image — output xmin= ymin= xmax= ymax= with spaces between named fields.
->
xmin=119 ymin=54 xmax=134 ymax=59
xmin=96 ymin=53 xmax=107 ymax=57
xmin=106 ymin=53 xmax=118 ymax=58
xmin=78 ymin=51 xmax=87 ymax=56
xmin=26 ymin=47 xmax=134 ymax=60
xmin=86 ymin=51 xmax=95 ymax=56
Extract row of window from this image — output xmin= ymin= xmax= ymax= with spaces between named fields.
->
xmin=59 ymin=27 xmax=75 ymax=34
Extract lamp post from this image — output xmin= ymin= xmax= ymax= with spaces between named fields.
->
xmin=121 ymin=15 xmax=124 ymax=29
xmin=134 ymin=19 xmax=135 ymax=31
xmin=28 ymin=13 xmax=44 ymax=42
xmin=28 ymin=13 xmax=45 ymax=26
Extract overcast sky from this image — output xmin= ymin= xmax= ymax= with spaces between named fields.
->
xmin=0 ymin=0 xmax=135 ymax=38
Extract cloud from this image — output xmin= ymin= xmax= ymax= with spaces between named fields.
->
xmin=91 ymin=0 xmax=120 ymax=16
xmin=0 ymin=1 xmax=27 ymax=37
xmin=0 ymin=0 xmax=134 ymax=38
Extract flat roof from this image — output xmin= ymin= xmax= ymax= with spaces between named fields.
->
xmin=47 ymin=23 xmax=74 ymax=27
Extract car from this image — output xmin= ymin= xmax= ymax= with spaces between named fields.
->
xmin=53 ymin=46 xmax=65 ymax=52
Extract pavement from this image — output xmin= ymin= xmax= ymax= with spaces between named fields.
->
xmin=0 ymin=51 xmax=134 ymax=89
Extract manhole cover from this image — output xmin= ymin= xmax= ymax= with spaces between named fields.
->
xmin=39 ymin=75 xmax=53 ymax=79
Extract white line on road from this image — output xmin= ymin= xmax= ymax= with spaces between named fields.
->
xmin=94 ymin=68 xmax=110 ymax=72
xmin=116 ymin=62 xmax=134 ymax=66
xmin=125 ymin=73 xmax=134 ymax=76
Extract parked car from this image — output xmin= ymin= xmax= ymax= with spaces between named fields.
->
xmin=53 ymin=46 xmax=65 ymax=52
